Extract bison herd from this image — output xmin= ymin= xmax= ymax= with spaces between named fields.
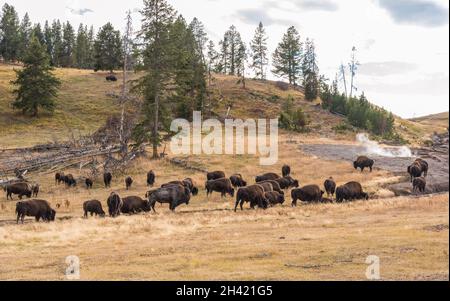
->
xmin=3 ymin=155 xmax=431 ymax=224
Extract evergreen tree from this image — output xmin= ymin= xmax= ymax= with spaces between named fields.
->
xmin=0 ymin=3 xmax=20 ymax=62
xmin=32 ymin=23 xmax=45 ymax=46
xmin=303 ymin=38 xmax=319 ymax=101
xmin=51 ymin=20 xmax=63 ymax=66
xmin=86 ymin=26 xmax=95 ymax=68
xmin=250 ymin=22 xmax=268 ymax=80
xmin=11 ymin=36 xmax=61 ymax=116
xmin=222 ymin=25 xmax=242 ymax=75
xmin=43 ymin=21 xmax=54 ymax=61
xmin=94 ymin=22 xmax=123 ymax=72
xmin=18 ymin=12 xmax=32 ymax=60
xmin=60 ymin=21 xmax=75 ymax=67
xmin=189 ymin=17 xmax=207 ymax=64
xmin=235 ymin=41 xmax=247 ymax=88
xmin=75 ymin=24 xmax=89 ymax=68
xmin=132 ymin=0 xmax=176 ymax=158
xmin=272 ymin=26 xmax=302 ymax=86
xmin=218 ymin=37 xmax=229 ymax=74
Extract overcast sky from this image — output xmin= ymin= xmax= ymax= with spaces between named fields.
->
xmin=6 ymin=0 xmax=449 ymax=118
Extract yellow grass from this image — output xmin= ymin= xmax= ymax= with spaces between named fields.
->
xmin=0 ymin=134 xmax=447 ymax=280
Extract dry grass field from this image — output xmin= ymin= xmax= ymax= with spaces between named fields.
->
xmin=0 ymin=135 xmax=448 ymax=280
xmin=0 ymin=64 xmax=448 ymax=280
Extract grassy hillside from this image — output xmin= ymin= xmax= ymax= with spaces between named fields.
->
xmin=0 ymin=63 xmax=443 ymax=148
xmin=410 ymin=112 xmax=449 ymax=132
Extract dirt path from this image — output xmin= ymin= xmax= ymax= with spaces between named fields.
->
xmin=300 ymin=144 xmax=449 ymax=195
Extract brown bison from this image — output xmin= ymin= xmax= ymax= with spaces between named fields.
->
xmin=412 ymin=177 xmax=426 ymax=193
xmin=229 ymin=174 xmax=247 ymax=188
xmin=282 ymin=165 xmax=291 ymax=177
xmin=259 ymin=180 xmax=284 ymax=195
xmin=107 ymin=192 xmax=122 ymax=217
xmin=16 ymin=199 xmax=56 ymax=224
xmin=354 ymin=156 xmax=375 ymax=172
xmin=336 ymin=182 xmax=368 ymax=203
xmin=275 ymin=176 xmax=300 ymax=190
xmin=85 ymin=178 xmax=93 ymax=189
xmin=125 ymin=177 xmax=133 ymax=190
xmin=64 ymin=174 xmax=77 ymax=187
xmin=324 ymin=177 xmax=336 ymax=197
xmin=207 ymin=171 xmax=226 ymax=181
xmin=407 ymin=159 xmax=429 ymax=182
xmin=234 ymin=185 xmax=269 ymax=212
xmin=104 ymin=172 xmax=113 ymax=188
xmin=106 ymin=75 xmax=117 ymax=82
xmin=257 ymin=182 xmax=274 ymax=192
xmin=265 ymin=191 xmax=285 ymax=206
xmin=205 ymin=178 xmax=235 ymax=198
xmin=161 ymin=179 xmax=199 ymax=196
xmin=5 ymin=182 xmax=32 ymax=200
xmin=31 ymin=184 xmax=40 ymax=197
xmin=255 ymin=173 xmax=281 ymax=183
xmin=121 ymin=196 xmax=151 ymax=214
xmin=83 ymin=200 xmax=106 ymax=218
xmin=147 ymin=184 xmax=191 ymax=213
xmin=55 ymin=172 xmax=65 ymax=185
xmin=147 ymin=170 xmax=156 ymax=187
xmin=291 ymin=185 xmax=324 ymax=206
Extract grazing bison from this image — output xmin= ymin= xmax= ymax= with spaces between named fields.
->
xmin=354 ymin=156 xmax=375 ymax=172
xmin=85 ymin=178 xmax=93 ymax=189
xmin=230 ymin=174 xmax=247 ymax=188
xmin=205 ymin=178 xmax=235 ymax=198
xmin=255 ymin=173 xmax=281 ymax=183
xmin=265 ymin=191 xmax=285 ymax=206
xmin=106 ymin=75 xmax=117 ymax=82
xmin=147 ymin=184 xmax=191 ymax=213
xmin=162 ymin=179 xmax=199 ymax=196
xmin=408 ymin=159 xmax=429 ymax=182
xmin=413 ymin=177 xmax=426 ymax=193
xmin=64 ymin=174 xmax=77 ymax=187
xmin=55 ymin=172 xmax=65 ymax=185
xmin=335 ymin=182 xmax=368 ymax=203
xmin=147 ymin=170 xmax=156 ymax=187
xmin=83 ymin=200 xmax=105 ymax=218
xmin=259 ymin=180 xmax=284 ymax=195
xmin=291 ymin=185 xmax=324 ymax=206
xmin=234 ymin=185 xmax=269 ymax=212
xmin=207 ymin=171 xmax=226 ymax=181
xmin=125 ymin=177 xmax=133 ymax=190
xmin=31 ymin=184 xmax=40 ymax=197
xmin=121 ymin=196 xmax=151 ymax=214
xmin=282 ymin=165 xmax=291 ymax=177
xmin=257 ymin=182 xmax=274 ymax=193
xmin=107 ymin=192 xmax=122 ymax=217
xmin=16 ymin=199 xmax=56 ymax=224
xmin=275 ymin=176 xmax=300 ymax=190
xmin=104 ymin=172 xmax=112 ymax=188
xmin=324 ymin=177 xmax=336 ymax=197
xmin=5 ymin=182 xmax=32 ymax=200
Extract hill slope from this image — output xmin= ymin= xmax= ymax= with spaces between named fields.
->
xmin=0 ymin=63 xmax=442 ymax=148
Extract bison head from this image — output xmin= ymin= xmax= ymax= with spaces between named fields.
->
xmin=278 ymin=194 xmax=285 ymax=204
xmin=228 ymin=188 xmax=235 ymax=198
xmin=48 ymin=209 xmax=56 ymax=221
xmin=353 ymin=161 xmax=358 ymax=169
xmin=191 ymin=187 xmax=199 ymax=196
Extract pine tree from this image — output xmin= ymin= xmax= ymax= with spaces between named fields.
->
xmin=60 ymin=21 xmax=75 ymax=67
xmin=222 ymin=25 xmax=243 ymax=75
xmin=132 ymin=0 xmax=176 ymax=158
xmin=11 ymin=35 xmax=61 ymax=117
xmin=272 ymin=26 xmax=302 ymax=86
xmin=250 ymin=22 xmax=268 ymax=80
xmin=32 ymin=23 xmax=45 ymax=46
xmin=18 ymin=12 xmax=32 ymax=60
xmin=86 ymin=26 xmax=95 ymax=69
xmin=75 ymin=24 xmax=89 ymax=68
xmin=51 ymin=20 xmax=63 ymax=66
xmin=303 ymin=38 xmax=319 ymax=101
xmin=218 ymin=37 xmax=229 ymax=74
xmin=206 ymin=40 xmax=218 ymax=83
xmin=94 ymin=22 xmax=123 ymax=72
xmin=43 ymin=21 xmax=54 ymax=61
xmin=235 ymin=41 xmax=247 ymax=88
xmin=0 ymin=3 xmax=20 ymax=62
xmin=189 ymin=18 xmax=207 ymax=64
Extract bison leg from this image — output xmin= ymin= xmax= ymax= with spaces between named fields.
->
xmin=234 ymin=199 xmax=241 ymax=212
